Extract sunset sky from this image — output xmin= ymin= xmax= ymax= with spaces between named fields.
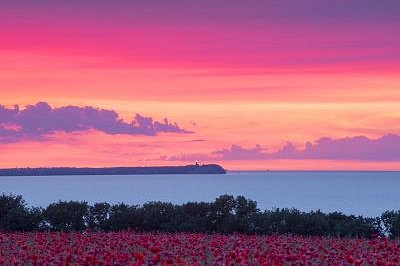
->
xmin=1 ymin=0 xmax=400 ymax=170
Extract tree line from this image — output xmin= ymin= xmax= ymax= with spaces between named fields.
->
xmin=1 ymin=194 xmax=399 ymax=238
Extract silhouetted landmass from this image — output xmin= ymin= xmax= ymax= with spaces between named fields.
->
xmin=0 ymin=164 xmax=226 ymax=176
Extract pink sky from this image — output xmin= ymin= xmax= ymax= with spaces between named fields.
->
xmin=1 ymin=1 xmax=400 ymax=170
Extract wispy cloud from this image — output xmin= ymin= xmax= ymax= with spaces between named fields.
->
xmin=0 ymin=102 xmax=191 ymax=142
xmin=166 ymin=134 xmax=400 ymax=162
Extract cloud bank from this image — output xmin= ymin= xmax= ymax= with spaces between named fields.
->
xmin=167 ymin=134 xmax=400 ymax=162
xmin=0 ymin=102 xmax=190 ymax=142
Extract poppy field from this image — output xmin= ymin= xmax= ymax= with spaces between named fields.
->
xmin=0 ymin=232 xmax=399 ymax=265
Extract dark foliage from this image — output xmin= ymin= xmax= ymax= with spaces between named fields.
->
xmin=43 ymin=201 xmax=89 ymax=231
xmin=0 ymin=194 xmax=42 ymax=231
xmin=0 ymin=193 xmax=397 ymax=238
xmin=381 ymin=211 xmax=400 ymax=238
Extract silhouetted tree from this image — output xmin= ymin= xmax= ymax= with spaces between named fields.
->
xmin=381 ymin=211 xmax=400 ymax=238
xmin=87 ymin=202 xmax=111 ymax=231
xmin=43 ymin=201 xmax=88 ymax=231
xmin=107 ymin=203 xmax=138 ymax=231
xmin=0 ymin=194 xmax=41 ymax=231
xmin=139 ymin=202 xmax=176 ymax=231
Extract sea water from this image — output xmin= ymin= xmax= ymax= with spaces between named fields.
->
xmin=1 ymin=171 xmax=399 ymax=217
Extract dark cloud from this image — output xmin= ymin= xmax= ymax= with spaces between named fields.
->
xmin=212 ymin=144 xmax=265 ymax=160
xmin=296 ymin=134 xmax=400 ymax=161
xmin=0 ymin=102 xmax=190 ymax=142
xmin=166 ymin=134 xmax=400 ymax=162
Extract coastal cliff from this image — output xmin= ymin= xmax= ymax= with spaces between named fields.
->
xmin=0 ymin=164 xmax=226 ymax=176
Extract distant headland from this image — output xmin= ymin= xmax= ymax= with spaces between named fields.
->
xmin=0 ymin=164 xmax=226 ymax=176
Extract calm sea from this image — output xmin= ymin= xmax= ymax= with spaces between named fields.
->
xmin=1 ymin=171 xmax=399 ymax=217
